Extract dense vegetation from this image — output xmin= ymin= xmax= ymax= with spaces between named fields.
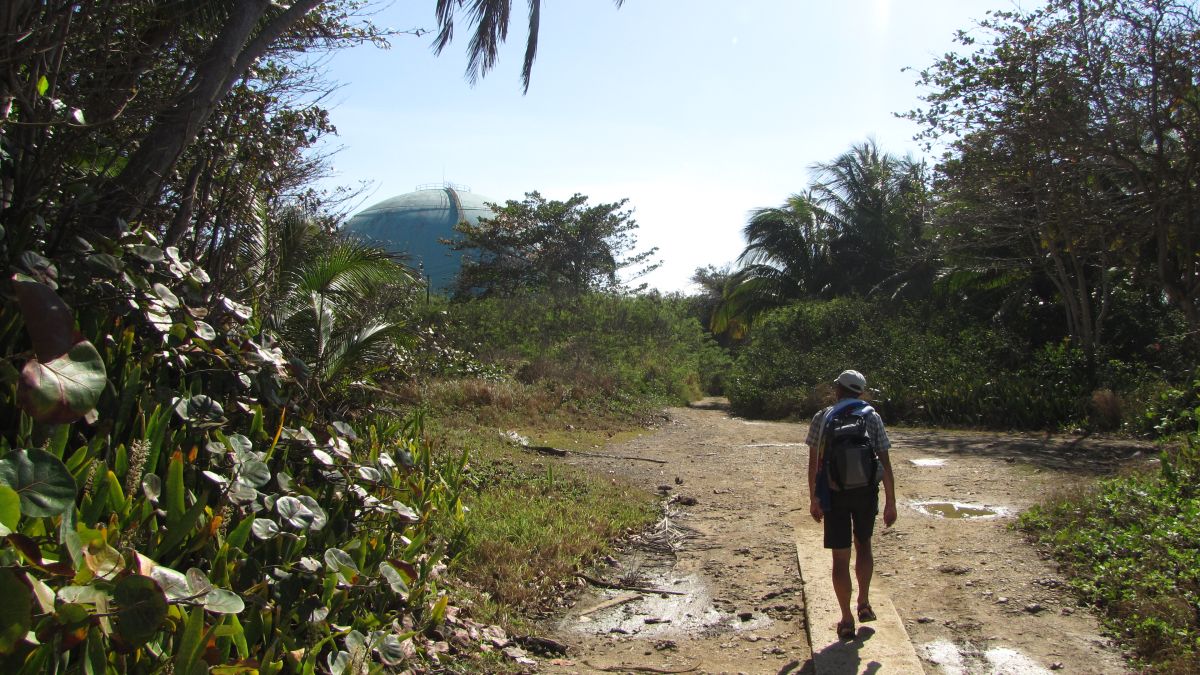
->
xmin=1019 ymin=432 xmax=1200 ymax=673
xmin=709 ymin=2 xmax=1200 ymax=669
xmin=0 ymin=2 xmax=673 ymax=673
xmin=2 ymin=0 xmax=1199 ymax=672
xmin=719 ymin=0 xmax=1200 ymax=435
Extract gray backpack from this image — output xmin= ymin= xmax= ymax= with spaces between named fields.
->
xmin=825 ymin=402 xmax=881 ymax=490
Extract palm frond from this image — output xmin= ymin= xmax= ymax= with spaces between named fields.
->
xmin=319 ymin=321 xmax=404 ymax=383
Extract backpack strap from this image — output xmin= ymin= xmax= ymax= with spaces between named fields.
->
xmin=815 ymin=399 xmax=869 ymax=512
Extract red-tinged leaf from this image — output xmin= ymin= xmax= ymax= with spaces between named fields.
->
xmin=61 ymin=625 xmax=89 ymax=651
xmin=12 ymin=274 xmax=76 ymax=362
xmin=7 ymin=533 xmax=42 ymax=564
xmin=389 ymin=558 xmax=419 ymax=584
xmin=17 ymin=341 xmax=106 ymax=424
xmin=40 ymin=561 xmax=76 ymax=577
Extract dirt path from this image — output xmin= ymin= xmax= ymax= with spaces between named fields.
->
xmin=533 ymin=402 xmax=1149 ymax=675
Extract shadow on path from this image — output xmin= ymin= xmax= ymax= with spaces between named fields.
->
xmin=895 ymin=428 xmax=1155 ymax=474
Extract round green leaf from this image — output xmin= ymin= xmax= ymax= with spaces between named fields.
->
xmin=297 ymin=496 xmax=327 ymax=531
xmin=378 ymin=562 xmax=408 ymax=594
xmin=220 ymin=297 xmax=252 ymax=320
xmin=228 ymin=480 xmax=257 ymax=504
xmin=186 ymin=568 xmax=214 ymax=596
xmin=86 ymin=253 xmax=123 ymax=276
xmin=150 ymin=565 xmax=190 ymax=601
xmin=17 ymin=341 xmax=106 ymax=424
xmin=202 ymin=588 xmax=244 ymax=614
xmin=276 ymin=496 xmax=314 ymax=529
xmin=0 ymin=568 xmax=31 ymax=654
xmin=192 ymin=321 xmax=216 ymax=341
xmin=152 ymin=283 xmax=179 ymax=309
xmin=145 ymin=305 xmax=172 ymax=333
xmin=392 ymin=501 xmax=419 ymax=524
xmin=142 ymin=474 xmax=162 ymax=502
xmin=130 ymin=245 xmax=164 ymax=263
xmin=251 ymin=518 xmax=279 ymax=540
xmin=174 ymin=395 xmax=223 ymax=424
xmin=328 ymin=651 xmax=349 ymax=675
xmin=0 ymin=448 xmax=78 ymax=517
xmin=226 ymin=434 xmax=254 ymax=461
xmin=377 ymin=634 xmax=407 ymax=666
xmin=114 ymin=574 xmax=168 ymax=647
xmin=238 ymin=461 xmax=271 ymax=488
xmin=323 ymin=548 xmax=358 ymax=574
xmin=0 ymin=485 xmax=20 ymax=533
xmin=330 ymin=421 xmax=357 ymax=441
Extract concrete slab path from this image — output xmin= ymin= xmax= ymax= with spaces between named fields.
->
xmin=795 ymin=517 xmax=925 ymax=674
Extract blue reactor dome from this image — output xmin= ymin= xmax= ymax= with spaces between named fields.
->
xmin=343 ymin=183 xmax=496 ymax=291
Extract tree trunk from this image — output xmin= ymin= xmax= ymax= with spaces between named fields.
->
xmin=93 ymin=0 xmax=323 ymax=233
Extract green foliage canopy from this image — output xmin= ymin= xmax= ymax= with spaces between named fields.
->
xmin=716 ymin=141 xmax=930 ymax=335
xmin=450 ymin=191 xmax=660 ymax=298
xmin=908 ymin=0 xmax=1200 ymax=338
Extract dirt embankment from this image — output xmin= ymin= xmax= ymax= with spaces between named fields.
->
xmin=528 ymin=402 xmax=1148 ymax=675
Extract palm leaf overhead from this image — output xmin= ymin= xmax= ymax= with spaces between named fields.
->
xmin=434 ymin=0 xmax=625 ymax=93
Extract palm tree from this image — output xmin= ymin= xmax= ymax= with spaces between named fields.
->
xmin=434 ymin=0 xmax=626 ymax=93
xmin=711 ymin=193 xmax=824 ymax=337
xmin=241 ymin=207 xmax=419 ymax=402
xmin=716 ymin=140 xmax=931 ymax=334
xmin=807 ymin=140 xmax=929 ymax=296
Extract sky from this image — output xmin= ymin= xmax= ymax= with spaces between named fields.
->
xmin=318 ymin=0 xmax=1032 ymax=294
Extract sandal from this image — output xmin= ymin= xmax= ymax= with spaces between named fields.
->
xmin=857 ymin=604 xmax=877 ymax=622
xmin=836 ymin=619 xmax=856 ymax=641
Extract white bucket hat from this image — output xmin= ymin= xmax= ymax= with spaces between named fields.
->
xmin=834 ymin=369 xmax=867 ymax=394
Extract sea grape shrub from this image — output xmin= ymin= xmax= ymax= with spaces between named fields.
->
xmin=0 ymin=226 xmax=467 ymax=673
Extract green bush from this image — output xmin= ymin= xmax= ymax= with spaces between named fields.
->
xmin=447 ymin=292 xmax=730 ymax=406
xmin=0 ymin=230 xmax=467 ymax=673
xmin=725 ymin=297 xmax=1192 ymax=431
xmin=1019 ymin=438 xmax=1200 ymax=672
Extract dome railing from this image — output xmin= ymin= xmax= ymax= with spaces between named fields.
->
xmin=414 ymin=181 xmax=471 ymax=192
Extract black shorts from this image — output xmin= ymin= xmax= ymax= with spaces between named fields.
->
xmin=823 ymin=486 xmax=878 ymax=549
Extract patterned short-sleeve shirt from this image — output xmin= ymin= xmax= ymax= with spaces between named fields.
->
xmin=805 ymin=402 xmax=891 ymax=456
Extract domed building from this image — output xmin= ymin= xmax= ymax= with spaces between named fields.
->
xmin=343 ymin=183 xmax=497 ymax=291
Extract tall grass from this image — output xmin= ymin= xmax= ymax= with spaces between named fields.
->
xmin=438 ymin=428 xmax=656 ymax=628
xmin=446 ymin=292 xmax=730 ymax=406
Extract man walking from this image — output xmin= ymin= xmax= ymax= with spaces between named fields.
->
xmin=807 ymin=369 xmax=897 ymax=641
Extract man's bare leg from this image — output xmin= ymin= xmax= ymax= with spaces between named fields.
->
xmin=854 ymin=536 xmax=874 ymax=613
xmin=832 ymin=547 xmax=854 ymax=626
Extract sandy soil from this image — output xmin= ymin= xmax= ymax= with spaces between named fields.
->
xmin=528 ymin=401 xmax=1150 ymax=675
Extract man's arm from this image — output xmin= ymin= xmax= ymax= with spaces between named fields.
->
xmin=807 ymin=442 xmax=823 ymax=522
xmin=880 ymin=452 xmax=897 ymax=526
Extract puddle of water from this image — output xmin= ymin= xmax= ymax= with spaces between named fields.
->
xmin=909 ymin=458 xmax=947 ymax=467
xmin=911 ymin=500 xmax=1008 ymax=519
xmin=562 ymin=571 xmax=771 ymax=638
